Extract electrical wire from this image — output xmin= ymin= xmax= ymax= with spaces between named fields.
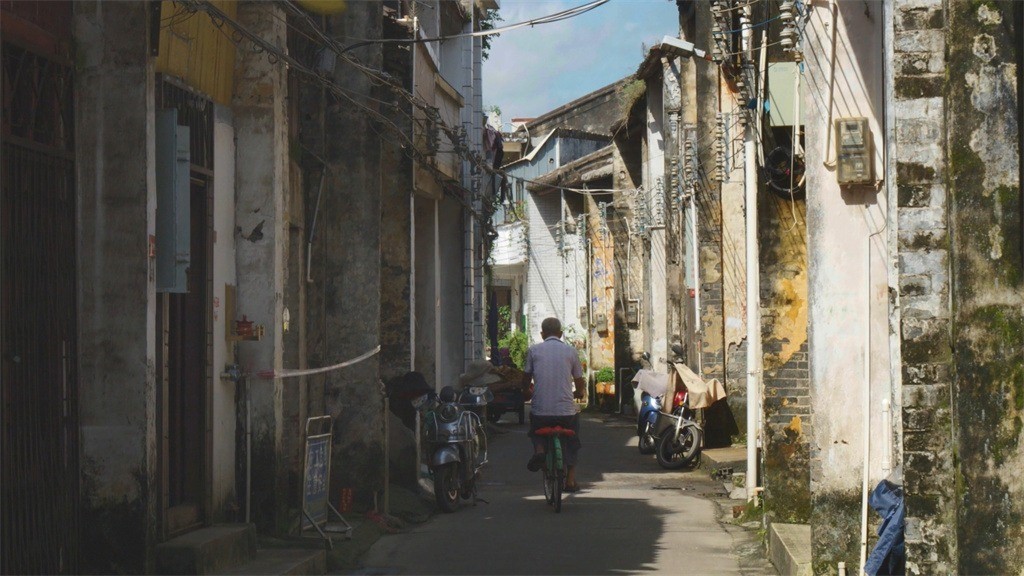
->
xmin=335 ymin=0 xmax=609 ymax=55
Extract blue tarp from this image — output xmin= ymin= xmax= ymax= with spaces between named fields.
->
xmin=865 ymin=479 xmax=906 ymax=575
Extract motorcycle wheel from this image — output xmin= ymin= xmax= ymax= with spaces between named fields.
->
xmin=655 ymin=424 xmax=702 ymax=470
xmin=638 ymin=424 xmax=656 ymax=455
xmin=434 ymin=463 xmax=460 ymax=512
xmin=639 ymin=434 xmax=657 ymax=455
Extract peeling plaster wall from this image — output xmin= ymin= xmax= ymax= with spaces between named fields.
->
xmin=296 ymin=2 xmax=385 ymax=507
xmin=759 ymin=192 xmax=810 ymax=525
xmin=691 ymin=5 xmax=740 ymax=446
xmin=644 ymin=75 xmax=668 ymax=366
xmin=946 ymin=1 xmax=1024 ymax=572
xmin=694 ymin=5 xmax=726 ymax=390
xmin=611 ymin=134 xmax=645 ymax=409
xmin=211 ymin=106 xmax=238 ymax=518
xmin=586 ymin=192 xmax=616 ymax=371
xmin=803 ymin=2 xmax=892 ymax=571
xmin=74 ymin=2 xmax=158 ymax=571
xmin=380 ymin=37 xmax=415 ymax=384
xmin=233 ymin=2 xmax=291 ymax=528
xmin=414 ymin=196 xmax=438 ymax=387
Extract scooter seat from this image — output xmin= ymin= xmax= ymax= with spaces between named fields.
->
xmin=534 ymin=426 xmax=576 ymax=437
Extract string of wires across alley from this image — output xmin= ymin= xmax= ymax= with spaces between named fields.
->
xmin=177 ymin=0 xmax=804 ymax=246
xmin=178 ymin=0 xmax=618 ymax=226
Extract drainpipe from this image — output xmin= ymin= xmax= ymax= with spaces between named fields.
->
xmin=742 ymin=1 xmax=763 ymax=503
xmin=410 ymin=194 xmax=416 ymax=372
xmin=690 ymin=192 xmax=701 ymax=375
xmin=435 ymin=199 xmax=442 ymax=391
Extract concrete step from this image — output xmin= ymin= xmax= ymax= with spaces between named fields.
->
xmin=156 ymin=524 xmax=257 ymax=575
xmin=702 ymin=445 xmax=747 ymax=470
xmin=769 ymin=522 xmax=812 ymax=576
xmin=222 ymin=548 xmax=326 ymax=576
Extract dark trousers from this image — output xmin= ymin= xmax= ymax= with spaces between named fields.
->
xmin=529 ymin=413 xmax=581 ymax=466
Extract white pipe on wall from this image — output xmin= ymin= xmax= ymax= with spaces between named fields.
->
xmin=859 ymin=238 xmax=872 ymax=574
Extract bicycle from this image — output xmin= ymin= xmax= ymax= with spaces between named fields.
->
xmin=533 ymin=425 xmax=575 ymax=513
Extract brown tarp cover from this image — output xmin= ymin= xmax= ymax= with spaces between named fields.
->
xmin=670 ymin=362 xmax=727 ymax=409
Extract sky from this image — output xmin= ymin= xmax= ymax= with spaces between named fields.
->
xmin=482 ymin=0 xmax=680 ymax=125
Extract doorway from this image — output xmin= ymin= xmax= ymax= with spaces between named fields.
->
xmin=1 ymin=18 xmax=80 ymax=572
xmin=161 ymin=177 xmax=212 ymax=536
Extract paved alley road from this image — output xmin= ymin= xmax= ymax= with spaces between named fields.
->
xmin=355 ymin=412 xmax=774 ymax=575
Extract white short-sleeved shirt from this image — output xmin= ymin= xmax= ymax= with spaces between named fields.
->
xmin=524 ymin=336 xmax=583 ymax=416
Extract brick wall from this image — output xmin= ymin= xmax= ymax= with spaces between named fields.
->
xmin=759 ymin=190 xmax=811 ymax=524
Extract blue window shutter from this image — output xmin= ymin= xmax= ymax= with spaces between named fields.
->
xmin=156 ymin=110 xmax=191 ymax=293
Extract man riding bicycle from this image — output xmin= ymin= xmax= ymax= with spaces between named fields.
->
xmin=521 ymin=317 xmax=585 ymax=492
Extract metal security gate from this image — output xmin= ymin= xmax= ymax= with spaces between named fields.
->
xmin=1 ymin=37 xmax=79 ymax=574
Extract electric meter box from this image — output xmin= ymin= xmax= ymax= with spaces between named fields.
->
xmin=836 ymin=117 xmax=873 ymax=185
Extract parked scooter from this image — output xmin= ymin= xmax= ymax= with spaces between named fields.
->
xmin=416 ymin=384 xmax=492 ymax=512
xmin=634 ymin=361 xmax=668 ymax=455
xmin=632 ymin=348 xmax=704 ymax=469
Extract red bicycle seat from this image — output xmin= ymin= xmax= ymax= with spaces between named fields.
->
xmin=534 ymin=426 xmax=576 ymax=437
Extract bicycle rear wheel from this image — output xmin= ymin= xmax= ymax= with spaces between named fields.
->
xmin=552 ymin=470 xmax=563 ymax=513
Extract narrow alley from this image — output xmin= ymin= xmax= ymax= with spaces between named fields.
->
xmin=355 ymin=413 xmax=772 ymax=575
xmin=3 ymin=0 xmax=1023 ymax=574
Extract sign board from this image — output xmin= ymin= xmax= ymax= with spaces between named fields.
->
xmin=300 ymin=416 xmax=352 ymax=546
xmin=301 ymin=432 xmax=332 ymax=530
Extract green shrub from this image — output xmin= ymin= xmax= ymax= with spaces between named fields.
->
xmin=594 ymin=367 xmax=615 ymax=383
xmin=499 ymin=330 xmax=529 ymax=369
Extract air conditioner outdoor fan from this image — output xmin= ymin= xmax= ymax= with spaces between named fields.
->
xmin=763 ymin=146 xmax=806 ymax=199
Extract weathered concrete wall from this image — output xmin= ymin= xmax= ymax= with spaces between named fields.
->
xmin=803 ymin=1 xmax=891 ymax=571
xmin=74 ymin=2 xmax=158 ymax=571
xmin=692 ymin=5 xmax=738 ymax=447
xmin=890 ymin=0 xmax=955 ymax=572
xmin=299 ymin=2 xmax=386 ymax=504
xmin=414 ymin=196 xmax=439 ymax=387
xmin=586 ymin=193 xmax=615 ymax=371
xmin=525 ymin=192 xmax=564 ymax=338
xmin=946 ymin=1 xmax=1024 ymax=572
xmin=611 ymin=132 xmax=645 ymax=408
xmin=439 ymin=195 xmax=466 ymax=388
xmin=720 ymin=106 xmax=747 ymax=445
xmin=528 ymin=80 xmax=627 ymax=139
xmin=759 ymin=192 xmax=810 ymax=525
xmin=233 ymin=3 xmax=290 ymax=528
xmin=211 ymin=105 xmax=238 ymax=518
xmin=380 ymin=37 xmax=415 ymax=382
xmin=644 ymin=76 xmax=668 ymax=366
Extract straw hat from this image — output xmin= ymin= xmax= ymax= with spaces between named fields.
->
xmin=458 ymin=360 xmax=502 ymax=389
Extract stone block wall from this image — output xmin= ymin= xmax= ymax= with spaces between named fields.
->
xmin=892 ymin=1 xmax=955 ymax=573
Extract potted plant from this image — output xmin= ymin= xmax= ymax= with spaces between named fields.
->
xmin=594 ymin=367 xmax=615 ymax=396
